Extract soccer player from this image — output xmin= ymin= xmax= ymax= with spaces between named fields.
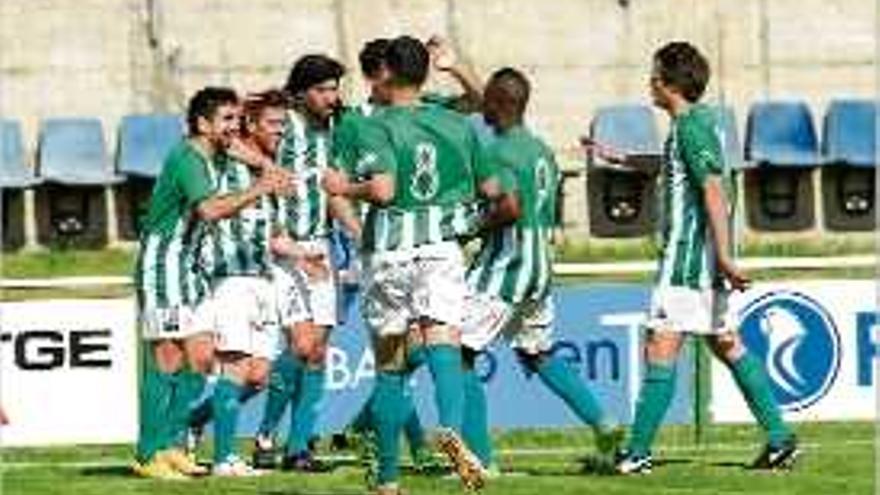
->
xmin=182 ymin=89 xmax=290 ymax=476
xmin=253 ymin=54 xmax=358 ymax=472
xmin=459 ymin=68 xmax=622 ymax=474
xmin=589 ymin=42 xmax=798 ymax=474
xmin=132 ymin=87 xmax=290 ymax=479
xmin=323 ymin=35 xmax=488 ymax=495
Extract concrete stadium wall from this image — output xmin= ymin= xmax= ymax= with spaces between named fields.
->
xmin=0 ymin=0 xmax=875 ymax=238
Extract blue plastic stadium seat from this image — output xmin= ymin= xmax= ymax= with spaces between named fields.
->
xmin=0 ymin=119 xmax=39 ymax=189
xmin=589 ymin=104 xmax=661 ymax=167
xmin=745 ymin=101 xmax=821 ymax=167
xmin=117 ymin=113 xmax=184 ymax=178
xmin=823 ymin=99 xmax=877 ymax=168
xmin=37 ymin=118 xmax=122 ymax=185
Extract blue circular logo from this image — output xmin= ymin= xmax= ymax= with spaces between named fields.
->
xmin=738 ymin=291 xmax=841 ymax=411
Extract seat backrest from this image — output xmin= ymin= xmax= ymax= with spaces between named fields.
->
xmin=823 ymin=99 xmax=877 ymax=168
xmin=589 ymin=104 xmax=661 ymax=167
xmin=38 ymin=118 xmax=112 ymax=185
xmin=745 ymin=101 xmax=821 ymax=167
xmin=117 ymin=113 xmax=184 ymax=178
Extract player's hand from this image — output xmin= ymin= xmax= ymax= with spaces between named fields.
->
xmin=322 ymin=168 xmax=351 ymax=196
xmin=269 ymin=233 xmax=303 ymax=259
xmin=718 ymin=257 xmax=751 ymax=292
xmin=579 ymin=136 xmax=627 ymax=165
xmin=228 ymin=138 xmax=275 ymax=170
xmin=427 ymin=35 xmax=457 ymax=71
xmin=297 ymin=253 xmax=330 ymax=282
xmin=258 ymin=166 xmax=296 ymax=197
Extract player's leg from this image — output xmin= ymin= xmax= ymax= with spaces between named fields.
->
xmin=416 ymin=243 xmax=486 ymax=489
xmin=510 ymin=298 xmax=621 ymax=459
xmin=706 ymin=293 xmax=798 ymax=469
xmin=283 ymin=321 xmax=331 ymax=471
xmin=402 ymin=330 xmax=433 ymax=470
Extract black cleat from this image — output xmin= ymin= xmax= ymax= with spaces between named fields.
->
xmin=750 ymin=436 xmax=800 ymax=471
xmin=281 ymin=450 xmax=332 ymax=473
xmin=614 ymin=450 xmax=653 ymax=475
xmin=252 ymin=434 xmax=278 ymax=470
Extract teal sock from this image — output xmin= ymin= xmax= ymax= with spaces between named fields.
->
xmin=350 ymin=395 xmax=374 ymax=433
xmin=371 ymin=371 xmax=407 ymax=485
xmin=627 ymin=362 xmax=677 ymax=456
xmin=462 ymin=368 xmax=492 ymax=467
xmin=407 ymin=345 xmax=428 ymax=371
xmin=189 ymin=382 xmax=259 ymax=430
xmin=136 ymin=368 xmax=176 ymax=463
xmin=536 ymin=355 xmax=608 ymax=431
xmin=402 ymin=387 xmax=427 ymax=457
xmin=212 ymin=377 xmax=243 ymax=464
xmin=287 ymin=367 xmax=326 ymax=455
xmin=258 ymin=350 xmax=302 ymax=436
xmin=425 ymin=344 xmax=464 ymax=431
xmin=729 ymin=353 xmax=793 ymax=447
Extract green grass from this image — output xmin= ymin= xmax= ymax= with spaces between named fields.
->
xmin=2 ymin=422 xmax=874 ymax=494
xmin=1 ymin=248 xmax=135 ymax=279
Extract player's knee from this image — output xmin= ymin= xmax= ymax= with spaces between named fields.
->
xmin=305 ymin=342 xmax=327 ymax=368
xmin=515 ymin=349 xmax=546 ymax=374
xmin=708 ymin=333 xmax=744 ymax=363
xmin=422 ymin=323 xmax=461 ymax=347
xmin=373 ymin=334 xmax=408 ymax=372
xmin=152 ymin=340 xmax=185 ymax=373
xmin=184 ymin=334 xmax=215 ymax=374
xmin=247 ymin=358 xmax=271 ymax=389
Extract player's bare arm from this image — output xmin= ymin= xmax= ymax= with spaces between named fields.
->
xmin=704 ymin=176 xmax=750 ymax=291
xmin=197 ymin=167 xmax=293 ymax=221
xmin=427 ymin=35 xmax=483 ymax=111
xmin=322 ymin=167 xmax=395 ymax=205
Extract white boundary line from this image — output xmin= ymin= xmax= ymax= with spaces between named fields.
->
xmin=0 ymin=255 xmax=874 ymax=289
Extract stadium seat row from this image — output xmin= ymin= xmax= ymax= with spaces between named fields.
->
xmin=0 ymin=99 xmax=875 ymax=249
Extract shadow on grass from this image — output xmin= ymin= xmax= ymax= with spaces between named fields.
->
xmin=80 ymin=466 xmax=135 ymax=478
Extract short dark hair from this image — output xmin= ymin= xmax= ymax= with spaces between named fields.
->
xmin=359 ymin=38 xmax=390 ymax=77
xmin=487 ymin=67 xmax=531 ymax=116
xmin=187 ymin=86 xmax=238 ymax=135
xmin=384 ymin=36 xmax=429 ymax=87
xmin=653 ymin=42 xmax=710 ymax=103
xmin=243 ymin=89 xmax=288 ymax=120
xmin=285 ymin=54 xmax=345 ymax=95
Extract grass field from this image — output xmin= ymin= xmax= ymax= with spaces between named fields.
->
xmin=2 ymin=422 xmax=875 ymax=495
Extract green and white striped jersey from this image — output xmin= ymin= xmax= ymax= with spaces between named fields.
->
xmin=135 ymin=140 xmax=217 ymax=309
xmin=468 ymin=126 xmax=560 ymax=304
xmin=344 ymin=103 xmax=486 ymax=253
xmin=200 ymin=156 xmax=274 ymax=280
xmin=276 ymin=109 xmax=332 ymax=240
xmin=656 ymin=104 xmax=729 ymax=290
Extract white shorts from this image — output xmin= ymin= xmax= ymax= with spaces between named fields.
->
xmin=272 ymin=239 xmax=338 ymax=328
xmin=645 ymin=285 xmax=732 ymax=335
xmin=461 ymin=292 xmax=555 ymax=354
xmin=212 ymin=276 xmax=281 ymax=359
xmin=361 ymin=242 xmax=466 ymax=337
xmin=140 ymin=300 xmax=215 ymax=341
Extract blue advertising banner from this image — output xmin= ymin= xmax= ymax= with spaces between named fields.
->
xmin=234 ymin=283 xmax=694 ymax=436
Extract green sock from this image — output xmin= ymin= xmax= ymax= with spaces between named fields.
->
xmin=407 ymin=345 xmax=428 ymax=371
xmin=536 ymin=355 xmax=608 ymax=431
xmin=136 ymin=368 xmax=176 ymax=463
xmin=425 ymin=344 xmax=464 ymax=431
xmin=189 ymin=382 xmax=259 ymax=430
xmin=168 ymin=370 xmax=206 ymax=446
xmin=627 ymin=362 xmax=677 ymax=456
xmin=462 ymin=368 xmax=492 ymax=467
xmin=402 ymin=387 xmax=427 ymax=458
xmin=371 ymin=371 xmax=407 ymax=485
xmin=729 ymin=353 xmax=792 ymax=447
xmin=258 ymin=350 xmax=302 ymax=436
xmin=350 ymin=395 xmax=374 ymax=433
xmin=287 ymin=367 xmax=325 ymax=455
xmin=212 ymin=377 xmax=243 ymax=464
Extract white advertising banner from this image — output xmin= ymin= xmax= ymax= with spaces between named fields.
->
xmin=712 ymin=280 xmax=878 ymax=423
xmin=0 ymin=298 xmax=138 ymax=446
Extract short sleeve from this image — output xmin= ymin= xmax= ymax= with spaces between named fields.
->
xmin=355 ymin=120 xmax=397 ymax=177
xmin=176 ymin=150 xmax=213 ymax=208
xmin=677 ymin=116 xmax=723 ymax=188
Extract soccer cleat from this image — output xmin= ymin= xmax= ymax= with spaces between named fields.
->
xmin=434 ymin=427 xmax=488 ymax=490
xmin=212 ymin=455 xmax=264 ymax=477
xmin=595 ymin=425 xmax=626 ymax=458
xmin=749 ymin=436 xmax=800 ymax=471
xmin=615 ymin=451 xmax=653 ymax=475
xmin=281 ymin=450 xmax=332 ymax=473
xmin=374 ymin=482 xmax=406 ymax=495
xmin=131 ymin=458 xmax=189 ymax=480
xmin=157 ymin=449 xmax=208 ymax=476
xmin=252 ymin=434 xmax=278 ymax=470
